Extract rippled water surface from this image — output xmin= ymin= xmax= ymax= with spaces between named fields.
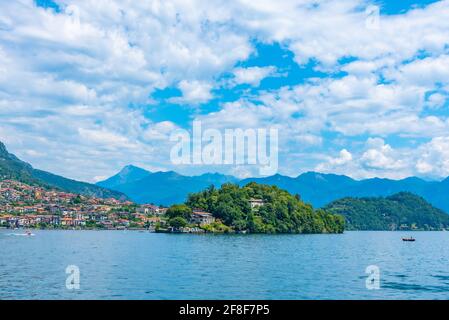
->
xmin=1 ymin=230 xmax=449 ymax=299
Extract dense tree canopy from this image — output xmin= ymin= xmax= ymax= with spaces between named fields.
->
xmin=169 ymin=216 xmax=188 ymax=228
xmin=183 ymin=182 xmax=344 ymax=234
xmin=325 ymin=192 xmax=449 ymax=231
xmin=166 ymin=204 xmax=192 ymax=220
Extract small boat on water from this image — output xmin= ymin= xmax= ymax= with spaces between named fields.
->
xmin=402 ymin=237 xmax=415 ymax=242
xmin=8 ymin=231 xmax=35 ymax=237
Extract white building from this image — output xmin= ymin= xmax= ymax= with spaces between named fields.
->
xmin=191 ymin=211 xmax=215 ymax=226
xmin=249 ymin=198 xmax=265 ymax=209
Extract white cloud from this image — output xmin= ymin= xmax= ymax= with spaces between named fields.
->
xmin=0 ymin=0 xmax=255 ymax=180
xmin=315 ymin=139 xmax=409 ymax=179
xmin=235 ymin=0 xmax=449 ymax=67
xmin=316 ymin=149 xmax=353 ymax=172
xmin=416 ymin=137 xmax=449 ymax=177
xmin=361 ymin=138 xmax=406 ymax=170
xmin=1 ymin=0 xmax=449 ymax=181
xmin=78 ymin=128 xmax=131 ymax=148
xmin=169 ymin=80 xmax=213 ymax=104
xmin=426 ymin=92 xmax=447 ymax=109
xmin=332 ymin=149 xmax=353 ymax=165
xmin=143 ymin=121 xmax=179 ymax=141
xmin=232 ymin=66 xmax=276 ymax=86
xmin=314 ymin=137 xmax=449 ymax=180
xmin=387 ymin=55 xmax=449 ymax=88
xmin=294 ymin=134 xmax=323 ymax=146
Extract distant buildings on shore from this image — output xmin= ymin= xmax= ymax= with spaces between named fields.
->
xmin=0 ymin=179 xmax=271 ymax=232
xmin=0 ymin=179 xmax=167 ymax=230
xmin=136 ymin=204 xmax=167 ymax=216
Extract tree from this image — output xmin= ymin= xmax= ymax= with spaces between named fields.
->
xmin=72 ymin=195 xmax=82 ymax=204
xmin=169 ymin=216 xmax=188 ymax=229
xmin=166 ymin=204 xmax=192 ymax=220
xmin=233 ymin=219 xmax=248 ymax=231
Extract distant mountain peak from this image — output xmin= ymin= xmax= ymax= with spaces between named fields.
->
xmin=400 ymin=176 xmax=426 ymax=183
xmin=297 ymin=171 xmax=350 ymax=183
xmin=0 ymin=141 xmax=32 ymax=169
xmin=122 ymin=164 xmax=137 ymax=170
xmin=96 ymin=165 xmax=151 ymax=188
xmin=0 ymin=141 xmax=7 ymax=156
xmin=0 ymin=141 xmax=15 ymax=160
xmin=199 ymin=172 xmax=226 ymax=177
xmin=119 ymin=164 xmax=149 ymax=175
xmin=298 ymin=171 xmax=327 ymax=179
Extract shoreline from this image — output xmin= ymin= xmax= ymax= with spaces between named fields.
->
xmin=1 ymin=227 xmax=446 ymax=233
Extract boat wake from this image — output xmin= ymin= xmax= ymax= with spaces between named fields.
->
xmin=7 ymin=233 xmax=35 ymax=237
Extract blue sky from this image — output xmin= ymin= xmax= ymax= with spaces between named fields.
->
xmin=1 ymin=0 xmax=449 ymax=182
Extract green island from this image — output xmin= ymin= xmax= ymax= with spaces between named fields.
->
xmin=163 ymin=182 xmax=345 ymax=234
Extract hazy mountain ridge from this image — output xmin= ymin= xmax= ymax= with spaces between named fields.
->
xmin=99 ymin=169 xmax=238 ymax=205
xmin=98 ymin=166 xmax=449 ymax=212
xmin=242 ymin=172 xmax=449 ymax=212
xmin=0 ymin=142 xmax=128 ymax=200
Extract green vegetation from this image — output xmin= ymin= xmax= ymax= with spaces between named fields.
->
xmin=180 ymin=182 xmax=344 ymax=234
xmin=72 ymin=195 xmax=83 ymax=204
xmin=169 ymin=216 xmax=188 ymax=228
xmin=166 ymin=204 xmax=192 ymax=220
xmin=0 ymin=141 xmax=127 ymax=200
xmin=85 ymin=220 xmax=106 ymax=229
xmin=201 ymin=221 xmax=233 ymax=233
xmin=325 ymin=192 xmax=449 ymax=231
xmin=165 ymin=205 xmax=193 ymax=230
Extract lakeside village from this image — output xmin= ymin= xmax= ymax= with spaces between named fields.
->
xmin=0 ymin=180 xmax=264 ymax=233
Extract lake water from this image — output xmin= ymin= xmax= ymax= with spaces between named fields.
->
xmin=1 ymin=230 xmax=449 ymax=299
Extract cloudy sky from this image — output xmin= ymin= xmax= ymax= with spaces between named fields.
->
xmin=1 ymin=0 xmax=449 ymax=182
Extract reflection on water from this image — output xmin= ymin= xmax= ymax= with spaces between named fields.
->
xmin=1 ymin=230 xmax=449 ymax=299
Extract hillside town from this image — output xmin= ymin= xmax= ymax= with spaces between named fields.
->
xmin=0 ymin=180 xmax=168 ymax=230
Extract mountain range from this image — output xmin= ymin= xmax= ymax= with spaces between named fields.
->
xmin=97 ymin=165 xmax=449 ymax=213
xmin=0 ymin=142 xmax=127 ymax=200
xmin=2 ymin=139 xmax=449 ymax=213
xmin=97 ymin=165 xmax=238 ymax=204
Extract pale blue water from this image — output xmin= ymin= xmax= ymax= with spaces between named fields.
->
xmin=1 ymin=230 xmax=449 ymax=300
